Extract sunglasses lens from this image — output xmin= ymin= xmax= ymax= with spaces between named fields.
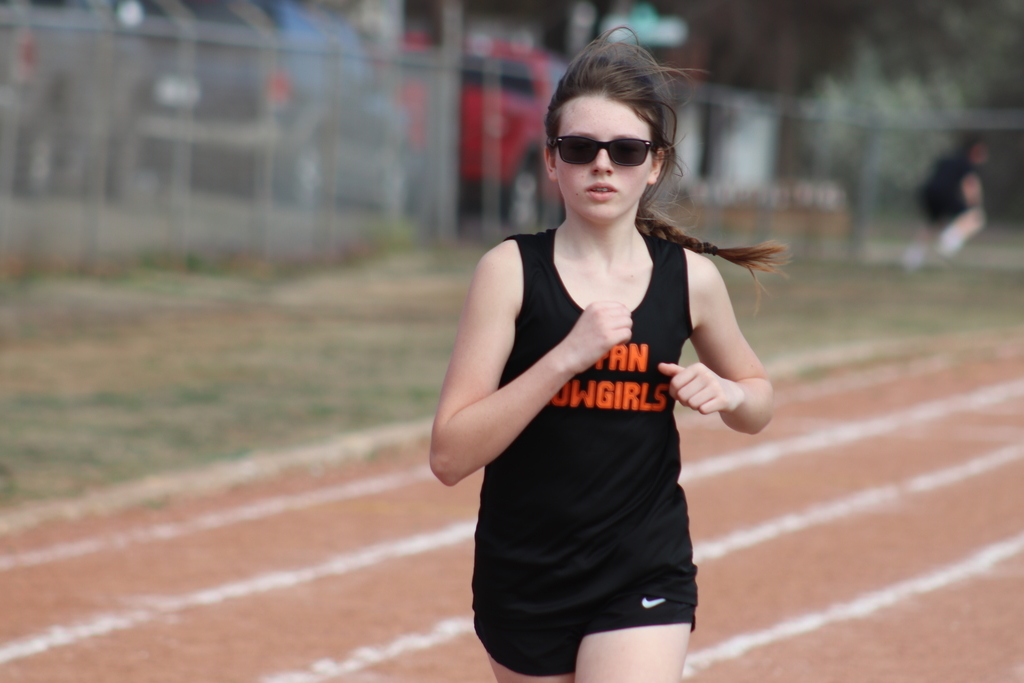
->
xmin=559 ymin=137 xmax=599 ymax=164
xmin=556 ymin=137 xmax=650 ymax=166
xmin=609 ymin=140 xmax=649 ymax=166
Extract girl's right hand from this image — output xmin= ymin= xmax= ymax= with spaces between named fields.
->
xmin=557 ymin=301 xmax=633 ymax=375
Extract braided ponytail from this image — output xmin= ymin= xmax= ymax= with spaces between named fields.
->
xmin=641 ymin=217 xmax=789 ymax=276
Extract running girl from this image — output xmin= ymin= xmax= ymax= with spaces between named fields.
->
xmin=430 ymin=31 xmax=788 ymax=683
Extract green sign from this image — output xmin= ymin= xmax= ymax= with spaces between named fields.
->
xmin=600 ymin=3 xmax=688 ymax=48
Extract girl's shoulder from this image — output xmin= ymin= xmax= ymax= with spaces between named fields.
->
xmin=681 ymin=247 xmax=740 ymax=336
xmin=502 ymin=228 xmax=556 ymax=252
xmin=675 ymin=244 xmax=720 ymax=284
xmin=484 ymin=229 xmax=557 ymax=274
xmin=682 ymin=247 xmax=729 ymax=309
xmin=681 ymin=246 xmax=717 ymax=274
xmin=465 ymin=239 xmax=525 ymax=316
xmin=478 ymin=238 xmax=522 ymax=273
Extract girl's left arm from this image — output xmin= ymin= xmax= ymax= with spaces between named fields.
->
xmin=658 ymin=250 xmax=773 ymax=434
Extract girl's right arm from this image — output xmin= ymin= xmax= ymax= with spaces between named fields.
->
xmin=429 ymin=241 xmax=632 ymax=486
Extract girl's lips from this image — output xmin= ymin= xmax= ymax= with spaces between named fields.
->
xmin=586 ymin=184 xmax=616 ymax=199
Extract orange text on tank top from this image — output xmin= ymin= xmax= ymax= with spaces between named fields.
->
xmin=548 ymin=343 xmax=671 ymax=412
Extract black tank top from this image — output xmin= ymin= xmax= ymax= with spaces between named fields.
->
xmin=472 ymin=228 xmax=698 ymax=627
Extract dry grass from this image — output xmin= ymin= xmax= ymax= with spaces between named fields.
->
xmin=1 ymin=240 xmax=1023 ymax=505
xmin=0 ymin=249 xmax=477 ymax=503
xmin=719 ymin=258 xmax=1024 ymax=361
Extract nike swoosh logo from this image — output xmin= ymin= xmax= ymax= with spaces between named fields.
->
xmin=641 ymin=597 xmax=666 ymax=609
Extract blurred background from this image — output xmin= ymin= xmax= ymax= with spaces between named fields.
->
xmin=1 ymin=0 xmax=1024 ymax=270
xmin=2 ymin=0 xmax=1024 ymax=506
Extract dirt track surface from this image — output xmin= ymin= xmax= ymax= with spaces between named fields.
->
xmin=2 ymin=341 xmax=1024 ymax=682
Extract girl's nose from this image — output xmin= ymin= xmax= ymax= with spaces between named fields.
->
xmin=592 ymin=148 xmax=614 ymax=171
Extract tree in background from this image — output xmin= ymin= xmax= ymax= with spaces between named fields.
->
xmin=403 ymin=0 xmax=1024 ymax=220
xmin=407 ymin=0 xmax=1014 ymax=94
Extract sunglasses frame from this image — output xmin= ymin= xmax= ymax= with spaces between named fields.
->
xmin=550 ymin=136 xmax=653 ymax=167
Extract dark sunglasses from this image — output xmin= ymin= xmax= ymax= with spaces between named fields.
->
xmin=550 ymin=136 xmax=653 ymax=166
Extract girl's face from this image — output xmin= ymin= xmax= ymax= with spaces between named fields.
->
xmin=545 ymin=95 xmax=663 ymax=227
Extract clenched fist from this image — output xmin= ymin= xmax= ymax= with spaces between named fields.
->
xmin=658 ymin=362 xmax=743 ymax=415
xmin=557 ymin=301 xmax=633 ymax=375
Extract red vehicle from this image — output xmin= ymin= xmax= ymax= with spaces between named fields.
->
xmin=458 ymin=37 xmax=565 ymax=230
xmin=404 ymin=32 xmax=566 ymax=233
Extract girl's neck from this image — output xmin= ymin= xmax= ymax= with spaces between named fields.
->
xmin=552 ymin=218 xmax=652 ymax=311
xmin=556 ymin=215 xmax=645 ymax=265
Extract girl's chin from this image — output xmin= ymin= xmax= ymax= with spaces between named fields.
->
xmin=567 ymin=207 xmax=633 ymax=227
xmin=566 ymin=197 xmax=636 ymax=219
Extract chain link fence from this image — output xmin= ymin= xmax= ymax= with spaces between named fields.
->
xmin=0 ymin=0 xmax=423 ymax=271
xmin=2 ymin=4 xmax=1023 ymax=273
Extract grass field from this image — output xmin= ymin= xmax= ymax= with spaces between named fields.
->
xmin=1 ymin=239 xmax=1022 ymax=506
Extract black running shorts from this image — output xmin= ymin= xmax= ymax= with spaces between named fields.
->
xmin=474 ymin=592 xmax=696 ymax=677
xmin=921 ymin=184 xmax=968 ymax=225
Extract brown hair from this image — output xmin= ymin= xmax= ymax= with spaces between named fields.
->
xmin=546 ymin=30 xmax=789 ymax=277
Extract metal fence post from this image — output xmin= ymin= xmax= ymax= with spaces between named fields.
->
xmin=703 ymin=100 xmax=724 ymax=241
xmin=0 ymin=15 xmax=32 ymax=273
xmin=151 ymin=0 xmax=198 ymax=264
xmin=851 ymin=120 xmax=882 ymax=260
xmin=754 ymin=96 xmax=782 ymax=242
xmin=481 ymin=55 xmax=501 ymax=242
xmin=321 ymin=36 xmax=343 ymax=258
xmin=812 ymin=116 xmax=833 ymax=183
xmin=433 ymin=0 xmax=461 ymax=243
xmin=83 ymin=0 xmax=117 ymax=272
xmin=379 ymin=0 xmax=406 ymax=225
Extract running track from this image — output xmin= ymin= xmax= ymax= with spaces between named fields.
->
xmin=1 ymin=342 xmax=1023 ymax=682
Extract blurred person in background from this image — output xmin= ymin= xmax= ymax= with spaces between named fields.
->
xmin=902 ymin=137 xmax=989 ymax=271
xmin=429 ymin=31 xmax=787 ymax=683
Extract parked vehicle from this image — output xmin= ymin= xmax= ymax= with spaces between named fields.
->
xmin=403 ymin=32 xmax=566 ymax=233
xmin=0 ymin=0 xmax=400 ymax=211
xmin=0 ymin=0 xmax=147 ymax=198
xmin=127 ymin=0 xmax=400 ymax=209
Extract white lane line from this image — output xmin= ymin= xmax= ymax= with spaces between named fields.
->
xmin=693 ymin=443 xmax=1024 ymax=562
xmin=772 ymin=355 xmax=954 ymax=408
xmin=0 ymin=610 xmax=154 ymax=664
xmin=0 ymin=419 xmax=435 ymax=537
xmin=0 ymin=521 xmax=476 ymax=666
xmin=0 ymin=466 xmax=434 ymax=573
xmin=2 ymin=380 xmax=1021 ymax=666
xmin=6 ymin=374 xmax=1019 ymax=576
xmin=676 ymin=354 xmax=956 ymax=431
xmin=5 ymin=440 xmax=1021 ymax=669
xmin=905 ymin=444 xmax=1024 ymax=492
xmin=8 ymin=376 xmax=1021 ymax=574
xmin=259 ymin=617 xmax=475 ymax=683
xmin=268 ymin=443 xmax=1023 ymax=682
xmin=678 ymin=377 xmax=1024 ymax=484
xmin=683 ymin=528 xmax=1024 ymax=678
xmin=146 ymin=520 xmax=475 ymax=611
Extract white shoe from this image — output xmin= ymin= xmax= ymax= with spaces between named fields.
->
xmin=937 ymin=225 xmax=966 ymax=257
xmin=902 ymin=244 xmax=927 ymax=271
